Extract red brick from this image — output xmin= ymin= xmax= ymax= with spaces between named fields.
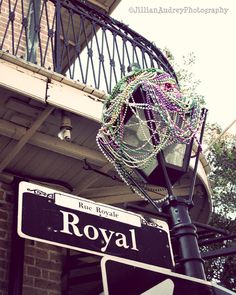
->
xmin=0 ymin=281 xmax=7 ymax=293
xmin=49 ymin=252 xmax=62 ymax=263
xmin=0 ymin=230 xmax=6 ymax=238
xmin=0 ymin=221 xmax=8 ymax=230
xmin=27 ymin=265 xmax=41 ymax=277
xmin=0 ymin=210 xmax=8 ymax=220
xmin=0 ymin=249 xmax=6 ymax=258
xmin=0 ymin=259 xmax=7 ymax=269
xmin=1 ymin=183 xmax=13 ymax=193
xmin=49 ymin=271 xmax=61 ymax=281
xmin=0 ymin=191 xmax=4 ymax=200
xmin=25 ymin=246 xmax=49 ymax=260
xmin=0 ymin=239 xmax=9 ymax=248
xmin=36 ymin=258 xmax=61 ymax=271
xmin=0 ymin=192 xmax=5 ymax=200
xmin=24 ymin=255 xmax=35 ymax=265
xmin=35 ymin=242 xmax=59 ymax=251
xmin=0 ymin=269 xmax=5 ymax=279
xmin=5 ymin=194 xmax=14 ymax=203
xmin=42 ymin=269 xmax=49 ymax=279
xmin=23 ymin=275 xmax=34 ymax=287
xmin=22 ymin=287 xmax=48 ymax=295
xmin=0 ymin=1 xmax=61 ymax=292
xmin=0 ymin=202 xmax=12 ymax=210
xmin=34 ymin=278 xmax=61 ymax=291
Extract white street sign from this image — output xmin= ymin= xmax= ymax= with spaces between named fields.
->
xmin=141 ymin=279 xmax=174 ymax=295
xmin=18 ymin=181 xmax=174 ymax=268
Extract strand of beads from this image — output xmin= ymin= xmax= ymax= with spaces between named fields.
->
xmin=96 ymin=68 xmax=204 ymax=202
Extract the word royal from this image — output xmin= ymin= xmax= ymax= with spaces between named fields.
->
xmin=59 ymin=210 xmax=139 ymax=253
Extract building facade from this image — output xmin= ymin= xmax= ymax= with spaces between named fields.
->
xmin=0 ymin=0 xmax=212 ymax=294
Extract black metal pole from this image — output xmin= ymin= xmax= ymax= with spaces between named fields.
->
xmin=163 ymin=196 xmax=206 ymax=280
xmin=124 ymin=203 xmax=229 ymax=236
xmin=188 ymin=108 xmax=208 ymax=203
xmin=156 ymin=108 xmax=207 ymax=280
xmin=8 ymin=179 xmax=25 ymax=295
xmin=55 ymin=0 xmax=61 ymax=73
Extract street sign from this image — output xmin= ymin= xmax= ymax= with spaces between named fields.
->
xmin=101 ymin=257 xmax=235 ymax=295
xmin=18 ymin=181 xmax=174 ymax=268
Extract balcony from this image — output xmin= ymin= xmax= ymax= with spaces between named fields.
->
xmin=0 ymin=0 xmax=211 ymax=221
xmin=0 ymin=1 xmax=213 ymax=293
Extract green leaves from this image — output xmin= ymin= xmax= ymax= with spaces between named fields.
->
xmin=205 ymin=126 xmax=236 ymax=291
xmin=162 ymin=50 xmax=236 ymax=290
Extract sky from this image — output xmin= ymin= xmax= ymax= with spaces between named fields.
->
xmin=112 ymin=0 xmax=236 ymax=133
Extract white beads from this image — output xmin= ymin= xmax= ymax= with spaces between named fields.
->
xmin=96 ymin=68 xmax=204 ymax=202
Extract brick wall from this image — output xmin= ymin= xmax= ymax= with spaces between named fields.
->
xmin=0 ymin=182 xmax=14 ymax=295
xmin=0 ymin=0 xmax=55 ymax=69
xmin=0 ymin=181 xmax=63 ymax=295
xmin=23 ymin=241 xmax=63 ymax=295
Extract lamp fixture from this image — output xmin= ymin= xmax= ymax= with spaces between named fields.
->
xmin=58 ymin=113 xmax=72 ymax=142
xmin=96 ymin=66 xmax=208 ymax=280
xmin=97 ymin=67 xmax=205 ymax=200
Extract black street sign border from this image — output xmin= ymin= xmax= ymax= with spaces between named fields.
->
xmin=101 ymin=256 xmax=236 ymax=295
xmin=17 ymin=181 xmax=174 ymax=267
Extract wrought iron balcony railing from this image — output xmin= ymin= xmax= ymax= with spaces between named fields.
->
xmin=0 ymin=0 xmax=176 ymax=94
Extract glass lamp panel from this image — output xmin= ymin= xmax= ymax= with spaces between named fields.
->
xmin=123 ymin=110 xmax=152 ymax=150
xmin=122 ymin=110 xmax=159 ymax=177
xmin=141 ymin=156 xmax=159 ymax=177
xmin=163 ymin=143 xmax=187 ymax=168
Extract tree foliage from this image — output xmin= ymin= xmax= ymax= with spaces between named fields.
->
xmin=164 ymin=49 xmax=236 ymax=290
xmin=205 ymin=126 xmax=236 ymax=291
xmin=163 ymin=48 xmax=205 ymax=105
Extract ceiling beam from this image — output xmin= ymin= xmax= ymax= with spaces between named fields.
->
xmin=87 ymin=0 xmax=109 ymax=11
xmin=73 ymin=163 xmax=113 ymax=195
xmin=90 ymin=191 xmax=165 ymax=205
xmin=82 ymin=184 xmax=204 ymax=203
xmin=0 ymin=106 xmax=54 ymax=173
xmin=0 ymin=119 xmax=107 ymax=167
xmin=0 ymin=58 xmax=48 ymax=103
xmin=82 ymin=185 xmax=136 ymax=198
xmin=6 ymin=97 xmax=60 ymax=126
xmin=89 ymin=187 xmax=202 ymax=204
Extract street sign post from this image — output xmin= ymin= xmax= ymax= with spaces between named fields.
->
xmin=101 ymin=257 xmax=235 ymax=295
xmin=18 ymin=181 xmax=174 ymax=268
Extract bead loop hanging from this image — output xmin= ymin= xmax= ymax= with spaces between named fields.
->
xmin=96 ymin=68 xmax=204 ymax=201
